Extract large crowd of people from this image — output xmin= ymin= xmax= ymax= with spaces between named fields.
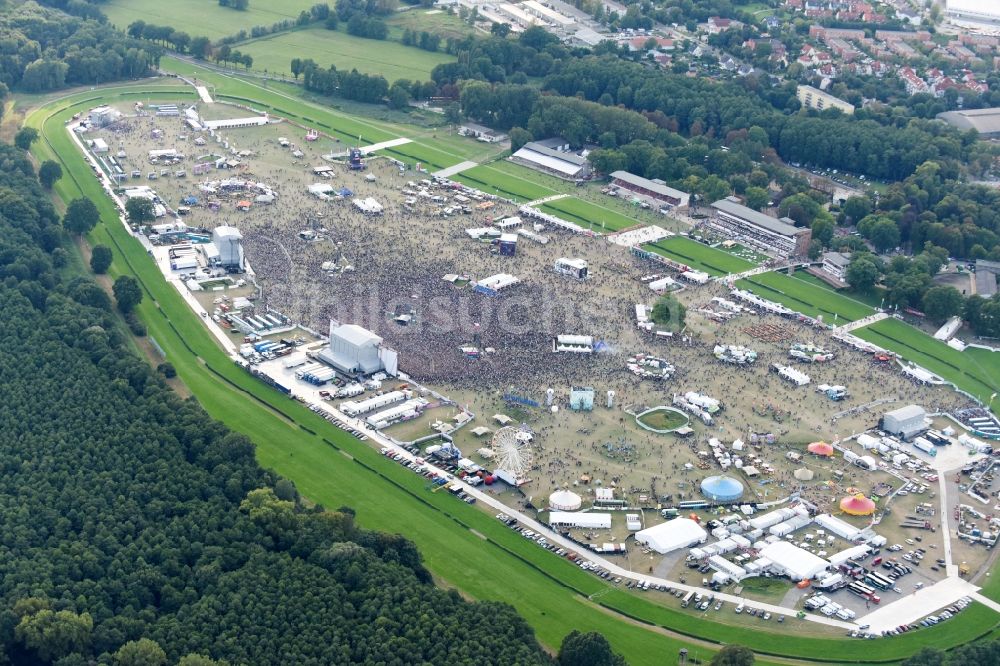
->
xmin=102 ymin=107 xmax=978 ymax=504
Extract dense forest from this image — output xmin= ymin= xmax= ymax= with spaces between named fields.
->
xmin=0 ymin=141 xmax=551 ymax=664
xmin=0 ymin=2 xmax=160 ymax=92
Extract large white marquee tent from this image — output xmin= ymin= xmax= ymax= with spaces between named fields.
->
xmin=635 ymin=518 xmax=707 ymax=554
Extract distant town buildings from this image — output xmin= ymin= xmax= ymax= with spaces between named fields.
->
xmin=946 ymin=0 xmax=1000 ymax=27
xmin=936 ymin=108 xmax=1000 ymax=137
xmin=796 ymin=85 xmax=855 ymax=115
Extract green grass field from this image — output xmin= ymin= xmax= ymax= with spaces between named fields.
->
xmin=793 ymin=270 xmax=889 ymax=310
xmin=453 ymin=164 xmax=558 ymax=202
xmin=855 ymin=318 xmax=1000 ymax=409
xmin=737 ymin=271 xmax=875 ymax=322
xmin=539 ymin=197 xmax=639 ymax=232
xmin=101 ymin=0 xmax=318 ymax=39
xmin=164 ymin=56 xmax=399 ymax=145
xmin=644 ymin=237 xmax=756 ymax=276
xmin=239 ymin=27 xmax=455 ymax=82
xmin=165 ymin=56 xmax=487 ymax=175
xmin=636 ymin=408 xmax=689 ymax=431
xmin=381 ymin=141 xmax=464 ymax=170
xmin=27 ymin=81 xmax=1000 ymax=665
xmin=386 ymin=9 xmax=476 ymax=41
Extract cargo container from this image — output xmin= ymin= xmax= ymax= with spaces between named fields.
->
xmin=284 ymin=355 xmax=308 ymax=369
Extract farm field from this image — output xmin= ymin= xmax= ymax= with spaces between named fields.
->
xmin=855 ymin=318 xmax=1000 ymax=411
xmin=238 ymin=27 xmax=455 ymax=82
xmin=737 ymin=271 xmax=875 ymax=322
xmin=539 ymin=196 xmax=640 ymax=232
xmin=27 ymin=82 xmax=1000 ymax=665
xmin=453 ymin=164 xmax=558 ymax=202
xmin=101 ymin=0 xmax=318 ymax=39
xmin=645 ymin=236 xmax=756 ymax=276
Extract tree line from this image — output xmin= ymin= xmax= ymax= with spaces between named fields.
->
xmin=0 ymin=2 xmax=160 ymax=93
xmin=0 ymin=135 xmax=557 ymax=664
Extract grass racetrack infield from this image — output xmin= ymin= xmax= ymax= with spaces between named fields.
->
xmin=539 ymin=197 xmax=639 ymax=232
xmin=238 ymin=27 xmax=455 ymax=82
xmin=453 ymin=164 xmax=557 ymax=202
xmin=645 ymin=236 xmax=756 ymax=276
xmin=793 ymin=270 xmax=888 ymax=310
xmin=855 ymin=318 xmax=1000 ymax=410
xmin=737 ymin=271 xmax=875 ymax=323
xmin=29 ymin=82 xmax=1000 ymax=666
xmin=101 ymin=0 xmax=319 ymax=39
xmin=381 ymin=141 xmax=464 ymax=170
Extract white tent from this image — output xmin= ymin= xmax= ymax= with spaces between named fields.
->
xmin=828 ymin=544 xmax=871 ymax=568
xmin=635 ymin=518 xmax=707 ymax=554
xmin=760 ymin=540 xmax=830 ymax=580
xmin=814 ymin=513 xmax=861 ymax=541
xmin=549 ymin=490 xmax=583 ymax=511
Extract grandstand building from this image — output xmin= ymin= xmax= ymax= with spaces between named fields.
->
xmin=707 ymin=197 xmax=812 ymax=259
xmin=609 ymin=171 xmax=690 ymax=210
xmin=511 ymin=141 xmax=591 ymax=180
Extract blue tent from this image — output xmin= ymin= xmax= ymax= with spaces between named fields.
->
xmin=700 ymin=475 xmax=744 ymax=502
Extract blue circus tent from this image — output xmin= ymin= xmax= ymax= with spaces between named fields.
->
xmin=700 ymin=475 xmax=744 ymax=502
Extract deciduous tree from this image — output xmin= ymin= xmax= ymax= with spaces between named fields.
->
xmin=113 ymin=275 xmax=143 ymax=313
xmin=90 ymin=245 xmax=112 ymax=274
xmin=63 ymin=197 xmax=100 ymax=235
xmin=38 ymin=160 xmax=62 ymax=189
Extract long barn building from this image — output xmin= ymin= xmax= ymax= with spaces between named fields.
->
xmin=610 ymin=171 xmax=690 ymax=210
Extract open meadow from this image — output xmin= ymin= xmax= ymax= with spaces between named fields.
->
xmin=238 ymin=27 xmax=455 ymax=82
xmin=101 ymin=0 xmax=318 ymax=39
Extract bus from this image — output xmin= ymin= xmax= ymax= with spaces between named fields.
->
xmin=681 ymin=591 xmax=695 ymax=608
xmin=864 ymin=572 xmax=894 ymax=590
xmin=848 ymin=581 xmax=881 ymax=604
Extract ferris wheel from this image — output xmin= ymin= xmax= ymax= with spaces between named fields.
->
xmin=490 ymin=426 xmax=534 ymax=482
